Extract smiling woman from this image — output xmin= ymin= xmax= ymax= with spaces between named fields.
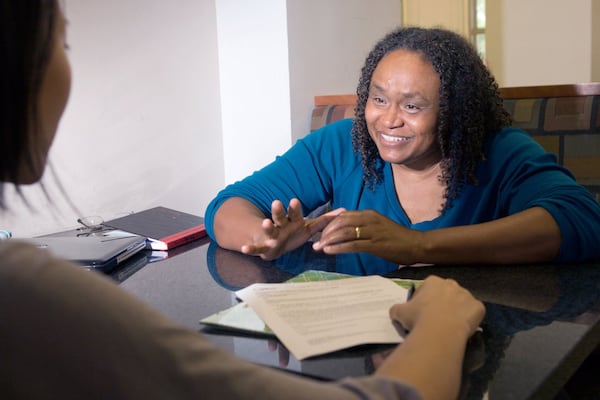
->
xmin=365 ymin=49 xmax=443 ymax=223
xmin=206 ymin=26 xmax=600 ymax=266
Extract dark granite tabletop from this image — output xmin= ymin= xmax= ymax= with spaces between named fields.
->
xmin=113 ymin=239 xmax=600 ymax=400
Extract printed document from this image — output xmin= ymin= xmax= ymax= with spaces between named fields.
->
xmin=235 ymin=275 xmax=408 ymax=360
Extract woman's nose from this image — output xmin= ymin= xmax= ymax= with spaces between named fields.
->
xmin=382 ymin=105 xmax=404 ymax=128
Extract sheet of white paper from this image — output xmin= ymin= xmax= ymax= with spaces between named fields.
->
xmin=235 ymin=275 xmax=408 ymax=360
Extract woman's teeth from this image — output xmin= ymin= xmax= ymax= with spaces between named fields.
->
xmin=381 ymin=133 xmax=409 ymax=142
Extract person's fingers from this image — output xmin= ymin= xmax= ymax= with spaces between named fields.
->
xmin=388 ymin=302 xmax=415 ymax=331
xmin=261 ymin=218 xmax=278 ymax=236
xmin=287 ymin=198 xmax=303 ymax=221
xmin=435 ymin=278 xmax=485 ymax=333
xmin=271 ymin=200 xmax=289 ymax=227
xmin=352 ymin=225 xmax=364 ymax=241
xmin=389 ymin=276 xmax=485 ymax=334
xmin=278 ymin=344 xmax=290 ymax=367
xmin=241 ymin=244 xmax=269 ymax=256
xmin=444 ymin=277 xmax=460 ymax=289
xmin=324 ymin=207 xmax=346 ymax=217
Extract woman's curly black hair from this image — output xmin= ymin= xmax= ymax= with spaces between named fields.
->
xmin=351 ymin=27 xmax=512 ymax=211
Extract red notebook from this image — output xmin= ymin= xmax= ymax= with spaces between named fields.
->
xmin=105 ymin=207 xmax=207 ymax=250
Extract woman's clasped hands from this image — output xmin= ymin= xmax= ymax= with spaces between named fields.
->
xmin=241 ymin=197 xmax=422 ymax=264
xmin=312 ymin=208 xmax=424 ymax=265
xmin=240 ymin=198 xmax=345 ymax=260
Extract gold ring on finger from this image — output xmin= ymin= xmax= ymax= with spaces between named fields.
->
xmin=355 ymin=226 xmax=361 ymax=240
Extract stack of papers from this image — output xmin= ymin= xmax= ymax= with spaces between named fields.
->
xmin=201 ymin=270 xmax=419 ymax=360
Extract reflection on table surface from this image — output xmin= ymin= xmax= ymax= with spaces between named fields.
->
xmin=115 ymin=240 xmax=600 ymax=400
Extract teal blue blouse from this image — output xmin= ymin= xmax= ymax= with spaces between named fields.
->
xmin=205 ymin=118 xmax=600 ymax=263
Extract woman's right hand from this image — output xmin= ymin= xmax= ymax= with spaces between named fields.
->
xmin=240 ymin=198 xmax=345 ymax=260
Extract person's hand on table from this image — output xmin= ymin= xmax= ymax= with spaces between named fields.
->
xmin=241 ymin=198 xmax=345 ymax=260
xmin=389 ymin=275 xmax=485 ymax=337
xmin=375 ymin=276 xmax=485 ymax=400
xmin=312 ymin=209 xmax=424 ymax=265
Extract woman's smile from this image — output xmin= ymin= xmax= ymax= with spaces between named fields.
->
xmin=380 ymin=132 xmax=412 ymax=143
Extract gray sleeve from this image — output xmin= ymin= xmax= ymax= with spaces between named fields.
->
xmin=337 ymin=377 xmax=423 ymax=400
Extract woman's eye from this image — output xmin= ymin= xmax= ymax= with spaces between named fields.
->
xmin=372 ymin=97 xmax=386 ymax=105
xmin=404 ymin=104 xmax=421 ymax=113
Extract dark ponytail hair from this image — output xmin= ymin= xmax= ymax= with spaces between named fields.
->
xmin=0 ymin=0 xmax=58 ymax=208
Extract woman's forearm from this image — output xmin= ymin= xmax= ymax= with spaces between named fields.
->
xmin=212 ymin=197 xmax=267 ymax=251
xmin=415 ymin=207 xmax=561 ymax=264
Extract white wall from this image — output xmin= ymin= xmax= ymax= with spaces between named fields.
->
xmin=3 ymin=0 xmax=224 ymax=237
xmin=216 ymin=0 xmax=293 ymax=184
xmin=2 ymin=0 xmax=403 ymax=238
xmin=287 ymin=0 xmax=402 ymax=142
xmin=217 ymin=0 xmax=403 ymax=182
xmin=487 ymin=0 xmax=593 ymax=87
xmin=401 ymin=0 xmax=468 ymax=35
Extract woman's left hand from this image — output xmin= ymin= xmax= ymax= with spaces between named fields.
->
xmin=312 ymin=209 xmax=423 ymax=264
